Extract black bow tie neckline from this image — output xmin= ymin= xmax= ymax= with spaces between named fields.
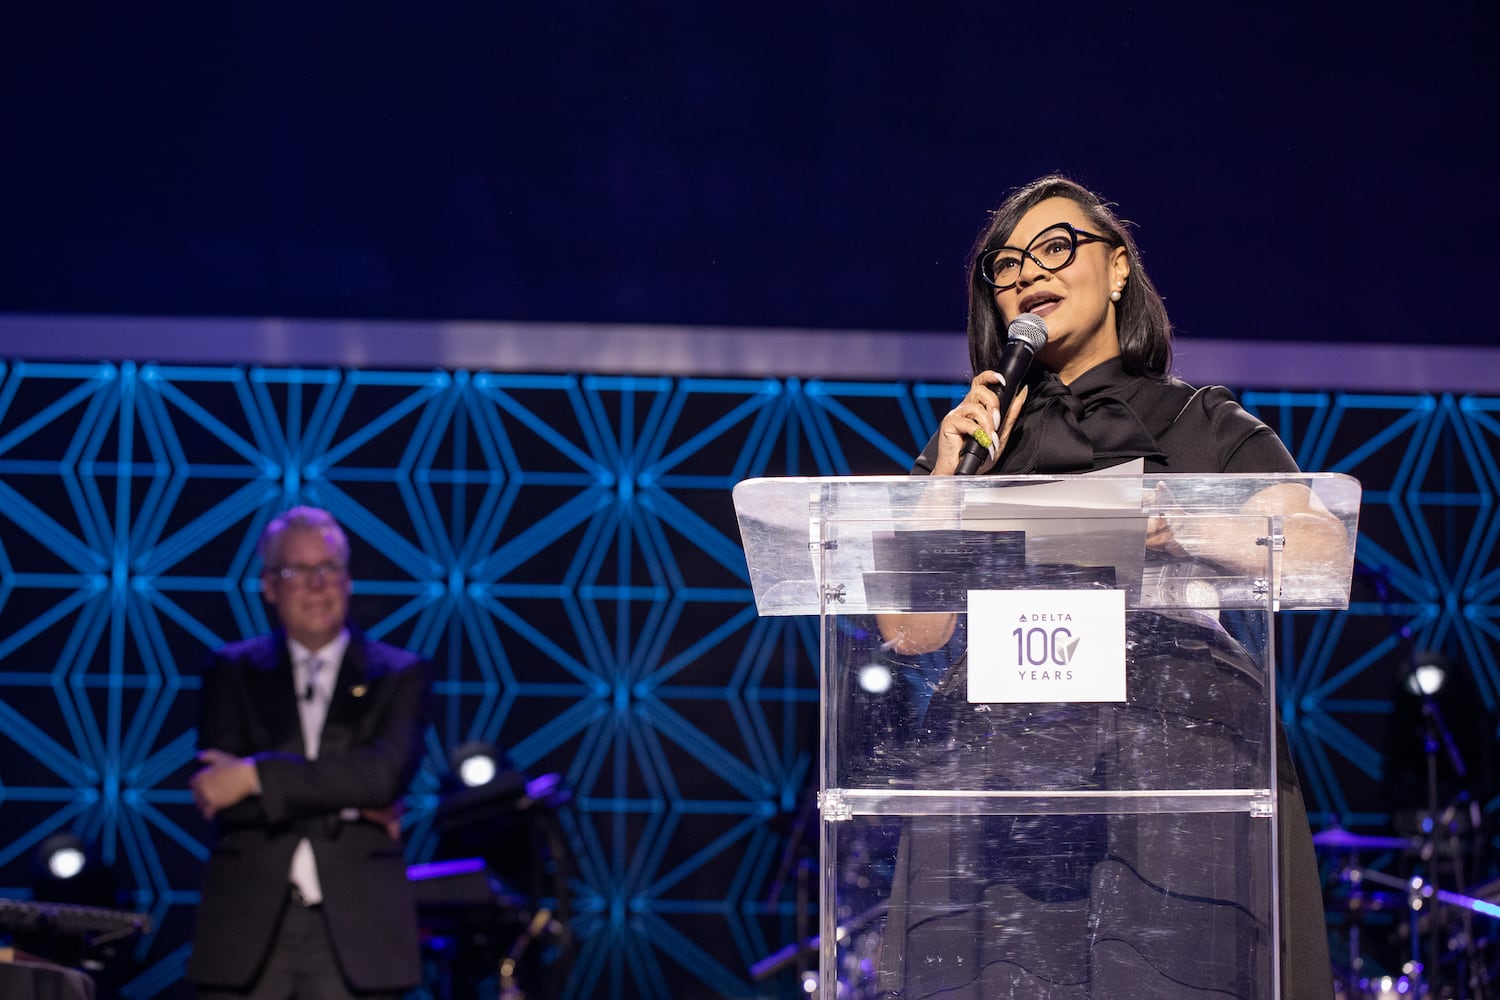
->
xmin=996 ymin=370 xmax=1167 ymax=475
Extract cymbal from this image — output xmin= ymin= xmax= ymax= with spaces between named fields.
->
xmin=1312 ymin=827 xmax=1410 ymax=851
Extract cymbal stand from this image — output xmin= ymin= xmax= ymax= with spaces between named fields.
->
xmin=1347 ymin=863 xmax=1499 ymax=999
xmin=1345 ymin=864 xmax=1431 ymax=994
xmin=1418 ymin=694 xmax=1492 ymax=998
xmin=1369 ymin=568 xmax=1489 ymax=996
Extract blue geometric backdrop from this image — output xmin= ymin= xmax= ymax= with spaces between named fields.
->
xmin=1 ymin=358 xmax=1497 ymax=997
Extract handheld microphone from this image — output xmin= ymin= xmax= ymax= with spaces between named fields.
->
xmin=954 ymin=312 xmax=1048 ymax=475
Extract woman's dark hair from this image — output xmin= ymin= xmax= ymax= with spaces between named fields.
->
xmin=965 ymin=175 xmax=1172 ymax=378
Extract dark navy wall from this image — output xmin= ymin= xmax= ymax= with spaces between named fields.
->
xmin=3 ymin=5 xmax=1497 ymax=345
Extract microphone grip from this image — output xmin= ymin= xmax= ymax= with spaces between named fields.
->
xmin=951 ymin=332 xmax=1039 ymax=476
xmin=955 ymin=434 xmax=989 ymax=475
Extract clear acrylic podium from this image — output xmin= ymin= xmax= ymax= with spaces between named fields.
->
xmin=733 ymin=473 xmax=1360 ymax=999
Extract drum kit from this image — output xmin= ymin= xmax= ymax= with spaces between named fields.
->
xmin=1319 ymin=812 xmax=1498 ymax=999
xmin=1320 ymin=614 xmax=1500 ymax=999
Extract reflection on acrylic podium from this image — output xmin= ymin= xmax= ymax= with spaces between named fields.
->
xmin=735 ymin=472 xmax=1360 ymax=999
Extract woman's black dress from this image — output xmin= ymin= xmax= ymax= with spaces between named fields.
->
xmin=876 ymin=358 xmax=1333 ymax=999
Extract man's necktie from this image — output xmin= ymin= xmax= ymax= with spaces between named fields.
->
xmin=303 ymin=656 xmax=322 ymax=702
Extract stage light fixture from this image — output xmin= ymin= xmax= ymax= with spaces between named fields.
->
xmin=425 ymin=745 xmax=575 ymax=1000
xmin=452 ymin=742 xmax=502 ymax=788
xmin=857 ymin=663 xmax=893 ymax=695
xmin=41 ymin=835 xmax=88 ymax=881
xmin=30 ymin=832 xmax=118 ymax=909
xmin=1403 ymin=649 xmax=1449 ymax=697
xmin=437 ymin=743 xmax=527 ymax=830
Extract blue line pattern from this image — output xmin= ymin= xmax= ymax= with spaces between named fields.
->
xmin=0 ymin=359 xmax=1494 ymax=997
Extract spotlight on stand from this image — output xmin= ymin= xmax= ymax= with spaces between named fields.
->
xmin=437 ymin=743 xmax=529 ymax=831
xmin=40 ymin=836 xmax=88 ymax=882
xmin=8 ymin=832 xmax=146 ymax=989
xmin=454 ymin=742 xmax=503 ymax=789
xmin=31 ymin=834 xmax=116 ymax=909
xmin=412 ymin=744 xmax=574 ymax=999
xmin=1403 ymin=650 xmax=1449 ymax=697
xmin=1381 ymin=645 xmax=1496 ymax=994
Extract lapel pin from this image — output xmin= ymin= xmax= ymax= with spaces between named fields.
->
xmin=351 ymin=684 xmax=368 ymax=698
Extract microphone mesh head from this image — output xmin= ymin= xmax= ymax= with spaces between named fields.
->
xmin=1007 ymin=312 xmax=1048 ymax=350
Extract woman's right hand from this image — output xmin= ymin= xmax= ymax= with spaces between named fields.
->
xmin=929 ymin=371 xmax=1029 ymax=475
xmin=877 ymin=374 xmax=1028 ymax=652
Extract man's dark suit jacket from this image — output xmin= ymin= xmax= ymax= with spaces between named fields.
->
xmin=187 ymin=628 xmax=430 ymax=993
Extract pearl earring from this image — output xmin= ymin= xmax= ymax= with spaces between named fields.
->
xmin=1109 ymin=289 xmax=1122 ymax=302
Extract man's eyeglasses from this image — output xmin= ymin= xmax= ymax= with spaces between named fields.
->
xmin=978 ymin=222 xmax=1114 ymax=290
xmin=270 ymin=562 xmax=347 ymax=587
